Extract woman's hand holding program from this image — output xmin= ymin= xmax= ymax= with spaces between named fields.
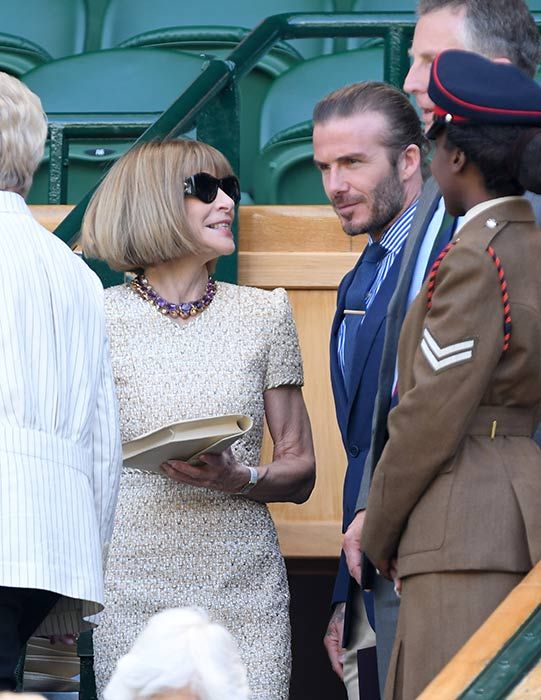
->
xmin=160 ymin=447 xmax=251 ymax=494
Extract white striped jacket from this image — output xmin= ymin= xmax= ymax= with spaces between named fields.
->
xmin=0 ymin=191 xmax=122 ymax=634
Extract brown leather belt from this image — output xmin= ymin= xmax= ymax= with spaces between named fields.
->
xmin=465 ymin=406 xmax=535 ymax=438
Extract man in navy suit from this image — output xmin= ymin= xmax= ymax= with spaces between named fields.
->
xmin=313 ymin=82 xmax=425 ymax=700
xmin=342 ymin=0 xmax=541 ymax=693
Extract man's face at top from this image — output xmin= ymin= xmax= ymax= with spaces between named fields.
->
xmin=403 ymin=6 xmax=467 ymax=131
xmin=313 ymin=111 xmax=405 ymax=239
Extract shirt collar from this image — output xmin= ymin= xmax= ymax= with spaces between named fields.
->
xmin=0 ymin=190 xmax=31 ymax=215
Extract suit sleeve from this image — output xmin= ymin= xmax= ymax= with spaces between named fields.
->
xmin=356 ymin=443 xmax=375 ymax=511
xmin=331 ymin=551 xmax=350 ymax=606
xmin=361 ymin=243 xmax=504 ymax=563
xmin=91 ymin=332 xmax=122 ymax=569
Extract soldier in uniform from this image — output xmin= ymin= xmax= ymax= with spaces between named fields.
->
xmin=361 ymin=49 xmax=541 ymax=699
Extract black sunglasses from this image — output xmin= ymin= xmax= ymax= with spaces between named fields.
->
xmin=183 ymin=172 xmax=241 ymax=205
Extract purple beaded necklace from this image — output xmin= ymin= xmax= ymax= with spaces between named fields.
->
xmin=130 ymin=274 xmax=217 ymax=319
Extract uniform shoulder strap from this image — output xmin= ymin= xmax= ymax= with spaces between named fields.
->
xmin=426 ymin=241 xmax=511 ymax=353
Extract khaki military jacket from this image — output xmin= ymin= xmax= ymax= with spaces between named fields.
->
xmin=361 ymin=198 xmax=541 ymax=578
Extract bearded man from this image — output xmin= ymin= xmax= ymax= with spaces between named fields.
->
xmin=313 ymin=82 xmax=425 ymax=700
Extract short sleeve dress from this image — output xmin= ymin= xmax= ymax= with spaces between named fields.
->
xmin=93 ymin=281 xmax=303 ymax=700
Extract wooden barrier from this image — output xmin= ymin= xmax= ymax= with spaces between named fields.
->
xmin=239 ymin=206 xmax=367 ymax=557
xmin=30 ymin=204 xmax=367 ymax=558
xmin=29 ymin=205 xmax=74 ymax=232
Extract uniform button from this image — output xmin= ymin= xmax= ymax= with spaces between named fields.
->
xmin=349 ymin=445 xmax=360 ymax=457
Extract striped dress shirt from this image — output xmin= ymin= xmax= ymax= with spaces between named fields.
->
xmin=0 ymin=191 xmax=122 ymax=634
xmin=338 ymin=199 xmax=419 ymax=374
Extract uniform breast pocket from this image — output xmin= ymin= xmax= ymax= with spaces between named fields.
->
xmin=398 ymin=470 xmax=454 ymax=555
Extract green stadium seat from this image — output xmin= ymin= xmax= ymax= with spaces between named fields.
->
xmin=253 ymin=129 xmax=326 ymax=204
xmin=105 ymin=30 xmax=302 ymax=197
xmin=99 ymin=0 xmax=335 ymax=59
xmin=351 ymin=0 xmax=416 ymax=10
xmin=28 ymin=141 xmax=132 ymax=205
xmin=97 ymin=0 xmax=339 ymax=195
xmin=2 ymin=0 xmax=86 ymax=59
xmin=258 ymin=47 xmax=383 ymax=150
xmin=23 ymin=47 xmax=207 ymax=120
xmin=0 ymin=33 xmax=52 ymax=78
xmin=97 ymin=0 xmax=334 ymax=57
xmin=23 ymin=48 xmax=207 ymax=204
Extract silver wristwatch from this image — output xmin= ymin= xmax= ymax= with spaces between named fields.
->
xmin=235 ymin=466 xmax=259 ymax=495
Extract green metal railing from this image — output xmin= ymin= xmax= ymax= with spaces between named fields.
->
xmin=459 ymin=604 xmax=541 ymax=699
xmin=50 ymin=12 xmax=416 ymax=282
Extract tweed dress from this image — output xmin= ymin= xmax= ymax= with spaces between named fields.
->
xmin=94 ymin=282 xmax=303 ymax=699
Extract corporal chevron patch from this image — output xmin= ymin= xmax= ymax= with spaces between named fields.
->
xmin=420 ymin=327 xmax=475 ymax=372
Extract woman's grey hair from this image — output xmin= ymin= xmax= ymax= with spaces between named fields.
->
xmin=103 ymin=608 xmax=249 ymax=700
xmin=0 ymin=72 xmax=47 ymax=198
xmin=417 ymin=0 xmax=541 ymax=77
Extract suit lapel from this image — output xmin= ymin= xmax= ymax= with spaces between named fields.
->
xmin=392 ymin=177 xmax=441 ymax=320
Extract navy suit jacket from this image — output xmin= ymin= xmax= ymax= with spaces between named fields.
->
xmin=330 ymin=243 xmax=405 ymax=643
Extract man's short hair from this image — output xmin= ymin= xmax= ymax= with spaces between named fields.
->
xmin=417 ymin=0 xmax=541 ymax=77
xmin=313 ymin=81 xmax=428 ymax=171
xmin=0 ymin=72 xmax=47 ymax=198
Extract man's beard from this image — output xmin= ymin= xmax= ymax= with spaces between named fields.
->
xmin=337 ymin=167 xmax=405 ymax=237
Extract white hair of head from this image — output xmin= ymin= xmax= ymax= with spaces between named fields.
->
xmin=103 ymin=608 xmax=250 ymax=700
xmin=0 ymin=72 xmax=47 ymax=197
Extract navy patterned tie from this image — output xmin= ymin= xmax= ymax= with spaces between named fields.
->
xmin=343 ymin=242 xmax=387 ymax=387
xmin=345 ymin=242 xmax=387 ymax=310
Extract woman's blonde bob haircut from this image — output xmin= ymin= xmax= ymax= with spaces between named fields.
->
xmin=0 ymin=72 xmax=47 ymax=198
xmin=81 ymin=139 xmax=235 ymax=272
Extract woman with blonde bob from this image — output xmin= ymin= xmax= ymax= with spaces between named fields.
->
xmin=82 ymin=139 xmax=315 ymax=700
xmin=103 ymin=608 xmax=249 ymax=700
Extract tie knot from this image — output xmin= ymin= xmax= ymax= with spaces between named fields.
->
xmin=363 ymin=242 xmax=387 ymax=264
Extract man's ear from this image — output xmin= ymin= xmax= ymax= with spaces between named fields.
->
xmin=399 ymin=144 xmax=421 ymax=182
